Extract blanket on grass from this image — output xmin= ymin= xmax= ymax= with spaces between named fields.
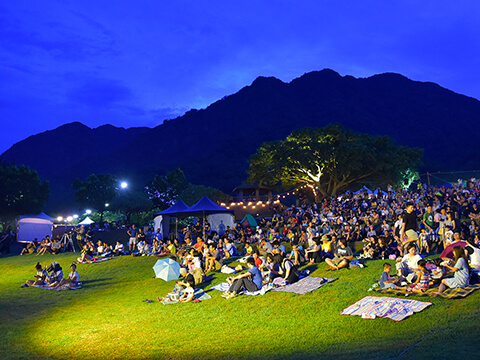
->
xmin=372 ymin=283 xmax=480 ymax=299
xmin=341 ymin=296 xmax=432 ymax=321
xmin=272 ymin=277 xmax=337 ymax=295
xmin=32 ymin=284 xmax=81 ymax=291
xmin=211 ymin=282 xmax=274 ymax=296
xmin=160 ymin=288 xmax=212 ymax=305
xmin=75 ymin=257 xmax=112 ymax=264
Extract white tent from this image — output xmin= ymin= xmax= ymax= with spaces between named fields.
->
xmin=78 ymin=216 xmax=95 ymax=225
xmin=153 ymin=215 xmax=169 ymax=240
xmin=17 ymin=213 xmax=53 ymax=243
xmin=208 ymin=213 xmax=234 ymax=235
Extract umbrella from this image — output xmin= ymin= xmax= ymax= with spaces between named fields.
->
xmin=440 ymin=241 xmax=467 ymax=259
xmin=153 ymin=258 xmax=181 ymax=281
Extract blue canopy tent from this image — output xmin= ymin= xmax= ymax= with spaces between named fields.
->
xmin=153 ymin=200 xmax=191 ymax=240
xmin=180 ymin=196 xmax=234 ymax=241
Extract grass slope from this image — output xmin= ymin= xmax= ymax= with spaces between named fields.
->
xmin=0 ymin=253 xmax=479 ymax=360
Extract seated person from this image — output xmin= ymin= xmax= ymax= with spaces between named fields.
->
xmin=77 ymin=244 xmax=94 ymax=262
xmin=20 ymin=240 xmax=39 ymax=256
xmin=465 ymin=238 xmax=480 ymax=270
xmin=113 ymin=241 xmax=125 ymax=256
xmin=405 ymin=259 xmax=430 ymax=293
xmin=222 ymin=257 xmax=262 ymax=299
xmin=325 ymin=239 xmax=353 ymax=271
xmin=22 ymin=262 xmax=48 ymax=287
xmin=379 ymin=263 xmax=401 ymax=289
xmin=395 ymin=243 xmax=422 ymax=282
xmin=271 ymin=241 xmax=286 ymax=257
xmin=204 ymin=243 xmax=223 ymax=273
xmin=158 ymin=269 xmax=196 ymax=303
xmin=223 ymin=238 xmax=237 ymax=258
xmin=276 ymin=254 xmax=299 ymax=284
xmin=435 ymin=246 xmax=470 ymax=294
xmin=288 ymin=240 xmax=305 ymax=266
xmin=305 ymin=237 xmax=323 ymax=264
xmin=52 ymin=264 xmax=79 ymax=289
xmin=46 ymin=262 xmax=63 ymax=285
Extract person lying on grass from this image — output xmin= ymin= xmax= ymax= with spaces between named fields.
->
xmin=222 ymin=257 xmax=262 ymax=299
xmin=325 ymin=239 xmax=353 ymax=271
xmin=50 ymin=264 xmax=79 ymax=289
xmin=21 ymin=262 xmax=48 ymax=287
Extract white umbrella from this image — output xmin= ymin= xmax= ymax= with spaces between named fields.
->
xmin=153 ymin=258 xmax=181 ymax=281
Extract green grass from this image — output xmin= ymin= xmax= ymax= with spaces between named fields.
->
xmin=0 ymin=253 xmax=479 ymax=360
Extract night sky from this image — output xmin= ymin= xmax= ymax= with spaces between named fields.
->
xmin=1 ymin=1 xmax=479 ymax=155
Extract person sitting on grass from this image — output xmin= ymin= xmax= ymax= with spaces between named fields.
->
xmin=113 ymin=241 xmax=125 ymax=256
xmin=379 ymin=263 xmax=401 ymax=289
xmin=395 ymin=243 xmax=422 ymax=282
xmin=21 ymin=262 xmax=48 ymax=287
xmin=204 ymin=243 xmax=223 ymax=273
xmin=51 ymin=264 xmax=79 ymax=289
xmin=325 ymin=239 xmax=353 ymax=271
xmin=20 ymin=240 xmax=39 ymax=256
xmin=275 ymin=254 xmax=299 ymax=284
xmin=77 ymin=244 xmax=93 ymax=263
xmin=405 ymin=259 xmax=431 ymax=293
xmin=434 ymin=246 xmax=470 ymax=294
xmin=222 ymin=257 xmax=262 ymax=299
xmin=305 ymin=237 xmax=323 ymax=264
xmin=288 ymin=240 xmax=305 ymax=266
xmin=158 ymin=268 xmax=196 ymax=303
xmin=223 ymin=238 xmax=237 ymax=258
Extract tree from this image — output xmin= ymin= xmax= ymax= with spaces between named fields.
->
xmin=0 ymin=162 xmax=49 ymax=221
xmin=145 ymin=168 xmax=189 ymax=208
xmin=72 ymin=174 xmax=118 ymax=225
xmin=248 ymin=124 xmax=423 ymax=199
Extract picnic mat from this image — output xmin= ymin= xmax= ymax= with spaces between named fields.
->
xmin=341 ymin=296 xmax=432 ymax=321
xmin=75 ymin=257 xmax=112 ymax=264
xmin=273 ymin=277 xmax=337 ymax=295
xmin=211 ymin=282 xmax=274 ymax=296
xmin=160 ymin=288 xmax=212 ymax=305
xmin=372 ymin=283 xmax=480 ymax=299
xmin=32 ymin=284 xmax=82 ymax=291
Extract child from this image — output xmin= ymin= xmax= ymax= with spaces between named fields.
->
xmin=22 ymin=262 xmax=48 ymax=287
xmin=405 ymin=259 xmax=430 ymax=293
xmin=379 ymin=263 xmax=400 ymax=289
xmin=418 ymin=228 xmax=428 ymax=254
xmin=444 ymin=225 xmax=454 ymax=248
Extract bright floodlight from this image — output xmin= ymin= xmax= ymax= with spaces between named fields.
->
xmin=57 ymin=216 xmax=63 ymax=222
xmin=86 ymin=209 xmax=92 ymax=214
xmin=73 ymin=214 xmax=79 ymax=219
xmin=67 ymin=216 xmax=73 ymax=222
xmin=120 ymin=181 xmax=128 ymax=189
xmin=105 ymin=203 xmax=109 ymax=207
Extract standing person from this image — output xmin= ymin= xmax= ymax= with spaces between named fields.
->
xmin=74 ymin=225 xmax=85 ymax=251
xmin=400 ymin=202 xmax=419 ymax=251
xmin=127 ymin=224 xmax=138 ymax=253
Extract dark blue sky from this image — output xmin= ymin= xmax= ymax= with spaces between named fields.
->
xmin=1 ymin=1 xmax=479 ymax=155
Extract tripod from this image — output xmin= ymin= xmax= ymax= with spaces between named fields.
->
xmin=60 ymin=232 xmax=76 ymax=252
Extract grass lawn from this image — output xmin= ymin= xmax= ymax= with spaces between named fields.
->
xmin=0 ymin=252 xmax=479 ymax=360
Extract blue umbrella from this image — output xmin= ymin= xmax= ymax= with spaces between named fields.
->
xmin=153 ymin=258 xmax=181 ymax=281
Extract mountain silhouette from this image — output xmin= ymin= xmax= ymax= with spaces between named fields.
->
xmin=2 ymin=69 xmax=480 ymax=212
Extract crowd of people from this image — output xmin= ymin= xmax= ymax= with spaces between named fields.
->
xmin=21 ymin=178 xmax=480 ymax=298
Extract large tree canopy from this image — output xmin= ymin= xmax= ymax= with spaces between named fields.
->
xmin=0 ymin=162 xmax=49 ymax=220
xmin=72 ymin=174 xmax=118 ymax=212
xmin=248 ymin=124 xmax=423 ymax=198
